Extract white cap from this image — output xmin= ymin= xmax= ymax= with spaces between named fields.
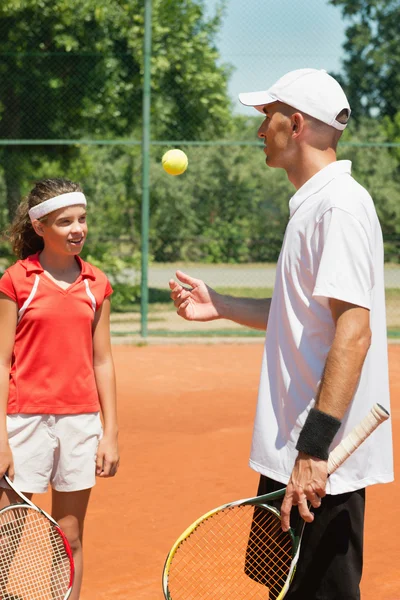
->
xmin=239 ymin=68 xmax=351 ymax=130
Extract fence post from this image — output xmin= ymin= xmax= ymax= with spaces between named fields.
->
xmin=141 ymin=0 xmax=152 ymax=338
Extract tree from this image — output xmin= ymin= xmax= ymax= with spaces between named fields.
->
xmin=329 ymin=0 xmax=400 ymax=261
xmin=149 ymin=139 xmax=291 ymax=263
xmin=0 ymin=0 xmax=231 ymax=218
xmin=329 ymin=0 xmax=400 ymax=120
xmin=339 ymin=119 xmax=400 ymax=260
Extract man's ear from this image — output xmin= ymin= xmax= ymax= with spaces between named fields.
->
xmin=291 ymin=113 xmax=304 ymax=136
xmin=32 ymin=220 xmax=45 ymax=237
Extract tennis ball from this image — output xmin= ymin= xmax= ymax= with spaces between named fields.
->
xmin=162 ymin=149 xmax=188 ymax=176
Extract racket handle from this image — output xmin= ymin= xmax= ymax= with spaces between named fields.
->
xmin=327 ymin=403 xmax=389 ymax=475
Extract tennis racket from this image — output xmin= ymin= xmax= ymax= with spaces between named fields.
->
xmin=163 ymin=403 xmax=389 ymax=600
xmin=0 ymin=474 xmax=74 ymax=600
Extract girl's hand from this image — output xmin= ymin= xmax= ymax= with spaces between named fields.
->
xmin=0 ymin=440 xmax=14 ymax=481
xmin=96 ymin=435 xmax=120 ymax=478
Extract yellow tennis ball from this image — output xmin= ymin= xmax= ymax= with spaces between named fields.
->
xmin=162 ymin=149 xmax=188 ymax=176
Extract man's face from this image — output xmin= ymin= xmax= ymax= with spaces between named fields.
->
xmin=257 ymin=102 xmax=294 ymax=169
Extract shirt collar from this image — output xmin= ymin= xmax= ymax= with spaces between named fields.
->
xmin=289 ymin=160 xmax=352 ymax=218
xmin=75 ymin=255 xmax=97 ymax=280
xmin=24 ymin=252 xmax=96 ymax=280
xmin=24 ymin=253 xmax=44 ymax=274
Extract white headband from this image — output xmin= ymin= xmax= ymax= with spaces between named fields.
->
xmin=29 ymin=192 xmax=87 ymax=222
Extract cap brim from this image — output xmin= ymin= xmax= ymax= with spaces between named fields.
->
xmin=238 ymin=91 xmax=276 ymax=112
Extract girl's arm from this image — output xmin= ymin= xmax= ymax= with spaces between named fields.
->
xmin=0 ymin=294 xmax=17 ymax=479
xmin=92 ymin=297 xmax=119 ymax=477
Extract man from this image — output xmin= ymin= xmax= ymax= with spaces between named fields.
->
xmin=169 ymin=68 xmax=393 ymax=599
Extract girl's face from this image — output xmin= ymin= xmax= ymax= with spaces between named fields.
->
xmin=33 ymin=204 xmax=88 ymax=256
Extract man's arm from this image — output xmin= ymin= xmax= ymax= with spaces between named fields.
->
xmin=315 ymin=299 xmax=371 ymax=417
xmin=169 ymin=270 xmax=271 ymax=331
xmin=280 ymin=299 xmax=371 ymax=531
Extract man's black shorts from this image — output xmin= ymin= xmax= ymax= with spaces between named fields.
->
xmin=255 ymin=475 xmax=365 ymax=600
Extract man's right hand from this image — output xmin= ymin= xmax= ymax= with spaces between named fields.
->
xmin=169 ymin=270 xmax=221 ymax=322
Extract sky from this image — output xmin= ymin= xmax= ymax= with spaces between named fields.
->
xmin=204 ymin=0 xmax=348 ymax=114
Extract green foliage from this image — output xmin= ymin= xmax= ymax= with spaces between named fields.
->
xmin=0 ymin=0 xmax=230 ymax=140
xmin=383 ymin=111 xmax=400 ymax=165
xmin=83 ymin=243 xmax=139 ymax=282
xmin=151 ymin=0 xmax=232 ymax=140
xmin=109 ymin=282 xmax=140 ymax=312
xmin=329 ymin=0 xmax=400 ymax=120
xmin=327 ymin=0 xmax=400 ymax=261
xmin=0 ymin=0 xmax=231 ymax=216
xmin=0 ymin=0 xmax=399 ymax=270
xmin=149 ymin=142 xmax=291 ymax=263
xmin=339 ymin=118 xmax=400 ymax=261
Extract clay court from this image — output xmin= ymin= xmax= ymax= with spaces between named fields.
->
xmin=39 ymin=342 xmax=399 ymax=599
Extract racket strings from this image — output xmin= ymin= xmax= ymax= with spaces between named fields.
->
xmin=0 ymin=506 xmax=72 ymax=599
xmin=166 ymin=504 xmax=294 ymax=599
xmin=245 ymin=506 xmax=293 ymax=587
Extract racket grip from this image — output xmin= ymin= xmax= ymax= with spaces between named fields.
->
xmin=327 ymin=403 xmax=389 ymax=474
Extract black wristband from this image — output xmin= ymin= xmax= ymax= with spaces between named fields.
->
xmin=296 ymin=408 xmax=341 ymax=460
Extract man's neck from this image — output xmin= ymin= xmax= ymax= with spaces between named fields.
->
xmin=287 ymin=148 xmax=337 ymax=190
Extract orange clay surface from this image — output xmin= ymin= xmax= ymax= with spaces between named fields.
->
xmin=38 ymin=343 xmax=400 ymax=599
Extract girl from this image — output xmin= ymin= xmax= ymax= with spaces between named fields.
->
xmin=0 ymin=178 xmax=119 ymax=599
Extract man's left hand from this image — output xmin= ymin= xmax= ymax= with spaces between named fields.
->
xmin=280 ymin=452 xmax=328 ymax=531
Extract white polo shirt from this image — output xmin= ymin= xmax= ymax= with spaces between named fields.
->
xmin=250 ymin=160 xmax=394 ymax=494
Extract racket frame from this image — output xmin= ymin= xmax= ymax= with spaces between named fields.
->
xmin=1 ymin=474 xmax=75 ymax=599
xmin=163 ymin=489 xmax=300 ymax=600
xmin=162 ymin=403 xmax=390 ymax=600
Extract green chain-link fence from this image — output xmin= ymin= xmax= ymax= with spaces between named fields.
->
xmin=0 ymin=0 xmax=399 ymax=339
